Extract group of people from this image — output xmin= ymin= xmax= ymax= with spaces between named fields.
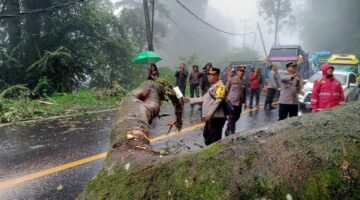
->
xmin=148 ymin=61 xmax=345 ymax=146
xmin=174 ymin=62 xmax=212 ymax=98
xmin=184 ymin=61 xmax=346 ymax=146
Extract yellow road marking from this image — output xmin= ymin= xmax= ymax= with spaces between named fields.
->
xmin=0 ymin=152 xmax=107 ymax=190
xmin=0 ymin=101 xmax=279 ymax=189
xmin=150 ymin=122 xmax=205 ymax=142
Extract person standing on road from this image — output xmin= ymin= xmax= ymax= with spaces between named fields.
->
xmin=184 ymin=67 xmax=227 ymax=145
xmin=310 ymin=63 xmax=345 ymax=112
xmin=175 ymin=63 xmax=188 ymax=96
xmin=264 ymin=64 xmax=280 ymax=109
xmin=225 ymin=66 xmax=232 ymax=83
xmin=248 ymin=66 xmax=262 ymax=110
xmin=189 ymin=65 xmax=201 ymax=98
xmin=225 ymin=67 xmax=247 ymax=136
xmin=200 ymin=62 xmax=212 ymax=96
xmin=278 ymin=62 xmax=302 ymax=120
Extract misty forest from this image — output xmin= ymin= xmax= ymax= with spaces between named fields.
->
xmin=0 ymin=0 xmax=359 ymax=95
xmin=1 ymin=0 xmax=360 ymax=199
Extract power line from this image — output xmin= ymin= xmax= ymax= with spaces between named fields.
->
xmin=175 ymin=0 xmax=255 ymax=36
xmin=0 ymin=0 xmax=85 ymax=19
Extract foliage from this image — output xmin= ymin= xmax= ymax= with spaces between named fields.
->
xmin=300 ymin=0 xmax=360 ymax=57
xmin=179 ymin=54 xmax=200 ymax=68
xmin=157 ymin=66 xmax=176 ymax=85
xmin=215 ymin=47 xmax=260 ymax=68
xmin=117 ymin=1 xmax=168 ymax=52
xmin=257 ymin=0 xmax=294 ymax=45
xmin=0 ymin=0 xmax=137 ymax=96
xmin=0 ymin=85 xmax=40 ymax=123
xmin=92 ymin=81 xmax=128 ymax=99
xmin=0 ymin=88 xmax=123 ymax=123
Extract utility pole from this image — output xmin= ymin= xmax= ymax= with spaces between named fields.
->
xmin=143 ymin=0 xmax=154 ymax=51
xmin=274 ymin=0 xmax=280 ymax=46
xmin=242 ymin=20 xmax=248 ymax=48
xmin=257 ymin=22 xmax=267 ymax=56
xmin=241 ymin=20 xmax=252 ymax=48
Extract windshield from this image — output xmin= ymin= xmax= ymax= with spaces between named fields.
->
xmin=309 ymin=72 xmax=347 ymax=85
xmin=270 ymin=48 xmax=298 ymax=57
xmin=268 ymin=61 xmax=289 ymax=70
xmin=331 ymin=64 xmax=358 ymax=74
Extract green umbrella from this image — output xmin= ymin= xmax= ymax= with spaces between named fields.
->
xmin=131 ymin=51 xmax=162 ymax=64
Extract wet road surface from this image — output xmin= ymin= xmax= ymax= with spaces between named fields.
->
xmin=0 ymin=99 xmax=309 ymax=200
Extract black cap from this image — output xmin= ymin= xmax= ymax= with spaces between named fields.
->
xmin=286 ymin=62 xmax=297 ymax=68
xmin=207 ymin=67 xmax=220 ymax=75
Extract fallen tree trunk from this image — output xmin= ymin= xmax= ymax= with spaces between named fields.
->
xmin=100 ymin=80 xmax=182 ymax=173
xmin=78 ymin=91 xmax=360 ymax=199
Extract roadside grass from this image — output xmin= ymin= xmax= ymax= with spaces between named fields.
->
xmin=0 ymin=67 xmax=184 ymax=123
xmin=0 ymin=90 xmax=123 ymax=123
xmin=38 ymin=90 xmax=122 ymax=115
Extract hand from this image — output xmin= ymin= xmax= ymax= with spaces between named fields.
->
xmin=182 ymin=97 xmax=190 ymax=103
xmin=203 ymin=115 xmax=211 ymax=122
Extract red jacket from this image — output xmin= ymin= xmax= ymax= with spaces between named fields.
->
xmin=310 ymin=64 xmax=345 ymax=111
xmin=249 ymin=71 xmax=261 ymax=89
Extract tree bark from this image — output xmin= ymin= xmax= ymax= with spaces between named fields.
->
xmin=5 ymin=0 xmax=21 ymax=52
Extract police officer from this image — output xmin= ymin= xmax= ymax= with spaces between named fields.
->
xmin=278 ymin=62 xmax=302 ymax=120
xmin=184 ymin=67 xmax=227 ymax=145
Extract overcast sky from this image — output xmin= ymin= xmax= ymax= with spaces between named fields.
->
xmin=112 ymin=0 xmax=303 ymax=57
xmin=206 ymin=0 xmax=302 ymax=56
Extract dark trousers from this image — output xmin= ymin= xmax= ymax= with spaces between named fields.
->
xmin=203 ymin=117 xmax=227 ymax=145
xmin=265 ymin=88 xmax=277 ymax=107
xmin=179 ymin=86 xmax=186 ymax=96
xmin=278 ymin=104 xmax=298 ymax=121
xmin=190 ymin=84 xmax=200 ymax=98
xmin=201 ymin=86 xmax=210 ymax=96
xmin=226 ymin=105 xmax=242 ymax=136
xmin=249 ymin=88 xmax=260 ymax=107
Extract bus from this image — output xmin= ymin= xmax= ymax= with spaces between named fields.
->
xmin=265 ymin=45 xmax=310 ymax=79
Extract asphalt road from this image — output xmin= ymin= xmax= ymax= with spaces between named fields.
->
xmin=0 ymin=99 xmax=309 ymax=200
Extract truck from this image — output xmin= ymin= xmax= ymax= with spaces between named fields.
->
xmin=310 ymin=50 xmax=332 ymax=76
xmin=327 ymin=54 xmax=359 ymax=75
xmin=265 ymin=45 xmax=310 ymax=79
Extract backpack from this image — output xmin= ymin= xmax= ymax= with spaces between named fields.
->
xmin=209 ymin=90 xmax=234 ymax=116
xmin=222 ymin=99 xmax=235 ymax=116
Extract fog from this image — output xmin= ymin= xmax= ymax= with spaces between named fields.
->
xmin=114 ymin=0 xmax=360 ymax=67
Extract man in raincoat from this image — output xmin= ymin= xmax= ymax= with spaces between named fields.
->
xmin=310 ymin=63 xmax=345 ymax=112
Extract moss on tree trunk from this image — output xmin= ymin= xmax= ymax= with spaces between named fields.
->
xmin=78 ymin=85 xmax=360 ymax=200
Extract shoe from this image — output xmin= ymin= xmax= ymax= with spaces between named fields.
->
xmin=270 ymin=106 xmax=276 ymax=109
xmin=255 ymin=105 xmax=260 ymax=110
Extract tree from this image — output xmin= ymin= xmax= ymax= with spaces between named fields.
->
xmin=300 ymin=0 xmax=360 ymax=57
xmin=0 ymin=0 xmax=139 ymax=94
xmin=116 ymin=0 xmax=168 ymax=52
xmin=258 ymin=0 xmax=293 ymax=45
xmin=78 ymin=82 xmax=360 ymax=199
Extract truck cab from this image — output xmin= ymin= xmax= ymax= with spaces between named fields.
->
xmin=266 ymin=45 xmax=310 ymax=79
xmin=328 ymin=54 xmax=359 ymax=76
